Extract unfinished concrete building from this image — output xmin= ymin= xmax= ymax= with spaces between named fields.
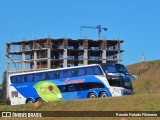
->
xmin=6 ymin=38 xmax=123 ymax=75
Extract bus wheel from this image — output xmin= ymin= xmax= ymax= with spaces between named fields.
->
xmin=88 ymin=93 xmax=97 ymax=98
xmin=100 ymin=92 xmax=108 ymax=98
xmin=36 ymin=98 xmax=44 ymax=103
xmin=26 ymin=99 xmax=34 ymax=104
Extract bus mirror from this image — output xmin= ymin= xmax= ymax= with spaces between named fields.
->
xmin=131 ymin=75 xmax=139 ymax=81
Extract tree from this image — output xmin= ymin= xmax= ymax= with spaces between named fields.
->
xmin=1 ymin=71 xmax=7 ymax=99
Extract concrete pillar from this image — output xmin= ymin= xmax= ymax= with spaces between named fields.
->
xmin=117 ymin=41 xmax=121 ymax=63
xmin=117 ymin=52 xmax=120 ymax=63
xmin=22 ymin=53 xmax=25 ymax=71
xmin=47 ymin=48 xmax=51 ymax=69
xmin=34 ymin=51 xmax=37 ymax=70
xmin=102 ymin=50 xmax=106 ymax=63
xmin=101 ymin=40 xmax=107 ymax=63
xmin=63 ymin=49 xmax=67 ymax=67
xmin=83 ymin=50 xmax=88 ymax=65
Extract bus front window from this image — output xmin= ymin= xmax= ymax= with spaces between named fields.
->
xmin=101 ymin=65 xmax=117 ymax=73
xmin=115 ymin=64 xmax=130 ymax=75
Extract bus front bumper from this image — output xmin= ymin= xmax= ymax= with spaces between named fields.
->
xmin=121 ymin=89 xmax=134 ymax=95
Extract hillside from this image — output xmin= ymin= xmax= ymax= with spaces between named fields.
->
xmin=127 ymin=60 xmax=160 ymax=94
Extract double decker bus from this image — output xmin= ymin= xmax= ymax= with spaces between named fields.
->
xmin=8 ymin=63 xmax=138 ymax=105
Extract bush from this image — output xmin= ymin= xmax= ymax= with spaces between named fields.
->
xmin=0 ymin=98 xmax=10 ymax=105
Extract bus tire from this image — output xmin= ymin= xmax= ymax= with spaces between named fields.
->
xmin=26 ymin=99 xmax=34 ymax=104
xmin=100 ymin=92 xmax=108 ymax=98
xmin=36 ymin=98 xmax=44 ymax=103
xmin=88 ymin=93 xmax=97 ymax=98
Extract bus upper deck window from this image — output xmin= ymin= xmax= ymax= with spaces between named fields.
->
xmin=15 ymin=76 xmax=20 ymax=83
xmin=46 ymin=71 xmax=54 ymax=79
xmin=20 ymin=75 xmax=27 ymax=83
xmin=72 ymin=69 xmax=78 ymax=77
xmin=59 ymin=70 xmax=71 ymax=78
xmin=34 ymin=73 xmax=45 ymax=81
xmin=11 ymin=76 xmax=16 ymax=83
xmin=54 ymin=72 xmax=59 ymax=79
xmin=78 ymin=68 xmax=85 ymax=76
xmin=94 ymin=66 xmax=103 ymax=75
xmin=86 ymin=67 xmax=94 ymax=75
xmin=102 ymin=65 xmax=117 ymax=73
xmin=27 ymin=74 xmax=34 ymax=82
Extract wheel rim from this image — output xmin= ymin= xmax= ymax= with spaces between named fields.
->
xmin=101 ymin=92 xmax=107 ymax=97
xmin=27 ymin=99 xmax=34 ymax=104
xmin=91 ymin=95 xmax=95 ymax=98
xmin=101 ymin=94 xmax=107 ymax=97
xmin=89 ymin=93 xmax=96 ymax=98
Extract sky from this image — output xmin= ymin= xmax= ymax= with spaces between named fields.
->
xmin=0 ymin=0 xmax=160 ymax=83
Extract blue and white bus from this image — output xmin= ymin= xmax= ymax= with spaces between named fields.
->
xmin=8 ymin=63 xmax=138 ymax=105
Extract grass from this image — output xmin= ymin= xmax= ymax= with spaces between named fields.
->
xmin=1 ymin=60 xmax=160 ymax=120
xmin=1 ymin=94 xmax=160 ymax=111
xmin=1 ymin=94 xmax=160 ymax=120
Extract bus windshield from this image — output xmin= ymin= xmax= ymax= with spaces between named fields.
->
xmin=101 ymin=64 xmax=132 ymax=89
xmin=101 ymin=65 xmax=117 ymax=73
xmin=115 ymin=64 xmax=130 ymax=75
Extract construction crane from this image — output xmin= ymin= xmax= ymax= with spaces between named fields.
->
xmin=80 ymin=25 xmax=107 ymax=40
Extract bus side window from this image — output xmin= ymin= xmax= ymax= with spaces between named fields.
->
xmin=20 ymin=76 xmax=24 ymax=83
xmin=72 ymin=69 xmax=78 ymax=77
xmin=86 ymin=67 xmax=94 ymax=75
xmin=68 ymin=85 xmax=75 ymax=92
xmin=67 ymin=70 xmax=72 ymax=77
xmin=77 ymin=83 xmax=86 ymax=90
xmin=75 ymin=83 xmax=84 ymax=91
xmin=58 ymin=85 xmax=67 ymax=92
xmin=34 ymin=73 xmax=46 ymax=81
xmin=47 ymin=71 xmax=54 ymax=79
xmin=97 ymin=83 xmax=104 ymax=88
xmin=54 ymin=72 xmax=59 ymax=79
xmin=80 ymin=82 xmax=104 ymax=90
xmin=45 ymin=72 xmax=50 ymax=80
xmin=59 ymin=70 xmax=70 ymax=78
xmin=16 ymin=76 xmax=20 ymax=83
xmin=59 ymin=71 xmax=63 ymax=78
xmin=20 ymin=75 xmax=28 ymax=83
xmin=78 ymin=68 xmax=85 ymax=76
xmin=27 ymin=74 xmax=34 ymax=82
xmin=11 ymin=76 xmax=16 ymax=83
xmin=94 ymin=66 xmax=103 ymax=75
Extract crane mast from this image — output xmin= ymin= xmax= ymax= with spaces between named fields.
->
xmin=80 ymin=25 xmax=107 ymax=40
